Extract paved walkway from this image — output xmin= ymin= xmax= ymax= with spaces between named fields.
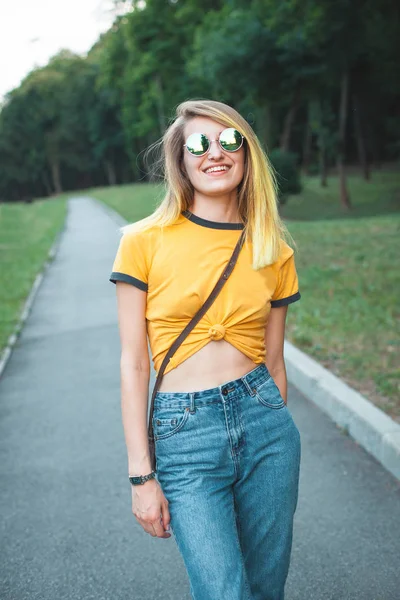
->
xmin=1 ymin=196 xmax=399 ymax=600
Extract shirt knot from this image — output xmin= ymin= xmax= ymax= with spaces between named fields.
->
xmin=208 ymin=324 xmax=226 ymax=341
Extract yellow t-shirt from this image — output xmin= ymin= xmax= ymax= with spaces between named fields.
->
xmin=109 ymin=210 xmax=301 ymax=374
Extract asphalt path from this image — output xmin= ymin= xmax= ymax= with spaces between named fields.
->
xmin=1 ymin=197 xmax=399 ymax=600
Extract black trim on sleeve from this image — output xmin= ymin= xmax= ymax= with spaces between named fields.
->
xmin=109 ymin=272 xmax=148 ymax=292
xmin=270 ymin=290 xmax=301 ymax=308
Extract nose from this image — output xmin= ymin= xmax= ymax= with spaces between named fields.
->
xmin=207 ymin=138 xmax=223 ymax=160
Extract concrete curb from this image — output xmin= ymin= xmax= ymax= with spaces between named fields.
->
xmin=284 ymin=341 xmax=400 ymax=481
xmin=72 ymin=197 xmax=400 ymax=482
xmin=0 ymin=205 xmax=68 ymax=380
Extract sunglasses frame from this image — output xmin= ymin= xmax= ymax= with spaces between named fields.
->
xmin=183 ymin=128 xmax=245 ymax=157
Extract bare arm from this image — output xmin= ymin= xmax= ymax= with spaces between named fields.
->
xmin=115 ymin=281 xmax=152 ymax=475
xmin=114 ymin=281 xmax=171 ymax=538
xmin=264 ymin=305 xmax=289 ymax=404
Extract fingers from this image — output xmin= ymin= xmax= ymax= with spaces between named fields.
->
xmin=131 ymin=482 xmax=171 ymax=538
xmin=151 ymin=517 xmax=170 ymax=538
xmin=135 ymin=514 xmax=171 ymax=538
xmin=161 ymin=499 xmax=171 ymax=532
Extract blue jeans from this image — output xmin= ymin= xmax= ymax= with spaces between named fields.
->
xmin=153 ymin=363 xmax=301 ymax=600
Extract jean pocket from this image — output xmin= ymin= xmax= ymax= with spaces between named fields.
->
xmin=152 ymin=406 xmax=190 ymax=440
xmin=253 ymin=376 xmax=286 ymax=409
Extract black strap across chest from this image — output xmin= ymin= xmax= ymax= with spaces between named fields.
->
xmin=147 ymin=226 xmax=246 ymax=471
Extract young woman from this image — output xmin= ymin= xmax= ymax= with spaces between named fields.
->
xmin=109 ymin=99 xmax=302 ymax=600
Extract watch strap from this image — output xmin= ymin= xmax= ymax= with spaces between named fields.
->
xmin=129 ymin=470 xmax=156 ymax=485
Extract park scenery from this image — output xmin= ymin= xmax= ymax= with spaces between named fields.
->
xmin=1 ymin=0 xmax=399 ymax=425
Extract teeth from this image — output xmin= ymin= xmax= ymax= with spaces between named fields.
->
xmin=205 ymin=166 xmax=229 ymax=173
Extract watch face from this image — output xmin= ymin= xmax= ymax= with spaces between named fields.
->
xmin=129 ymin=472 xmax=155 ymax=485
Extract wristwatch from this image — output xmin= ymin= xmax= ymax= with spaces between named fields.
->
xmin=129 ymin=470 xmax=157 ymax=486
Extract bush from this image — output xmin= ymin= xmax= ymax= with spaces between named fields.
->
xmin=268 ymin=149 xmax=302 ymax=204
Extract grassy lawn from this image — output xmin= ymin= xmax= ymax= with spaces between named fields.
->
xmin=287 ymin=215 xmax=399 ymax=420
xmin=87 ymin=182 xmax=164 ymax=220
xmin=90 ymin=170 xmax=400 ymax=422
xmin=280 ymin=169 xmax=400 ymax=220
xmin=0 ymin=197 xmax=67 ymax=353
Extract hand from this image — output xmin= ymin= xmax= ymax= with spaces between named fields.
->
xmin=131 ymin=478 xmax=171 ymax=538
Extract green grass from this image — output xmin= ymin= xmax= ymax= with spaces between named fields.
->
xmin=280 ymin=169 xmax=400 ymax=220
xmin=286 ymin=215 xmax=399 ymax=419
xmin=86 ymin=182 xmax=164 ymax=221
xmin=0 ymin=197 xmax=67 ymax=352
xmin=279 ymin=171 xmax=400 ymax=420
xmin=90 ymin=171 xmax=400 ymax=422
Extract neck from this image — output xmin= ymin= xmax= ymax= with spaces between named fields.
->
xmin=189 ymin=190 xmax=241 ymax=224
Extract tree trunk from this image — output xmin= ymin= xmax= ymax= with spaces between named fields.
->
xmin=45 ymin=130 xmax=62 ymax=194
xmin=319 ymin=139 xmax=328 ymax=187
xmin=280 ymin=88 xmax=301 ymax=152
xmin=302 ymin=103 xmax=312 ymax=174
xmin=50 ymin=159 xmax=62 ymax=194
xmin=41 ymin=171 xmax=53 ymax=196
xmin=337 ymin=70 xmax=351 ymax=210
xmin=353 ymin=93 xmax=370 ymax=180
xmin=315 ymin=98 xmax=328 ymax=186
xmin=104 ymin=159 xmax=117 ymax=186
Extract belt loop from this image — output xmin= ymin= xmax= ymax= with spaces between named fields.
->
xmin=189 ymin=392 xmax=196 ymax=414
xmin=241 ymin=374 xmax=255 ymax=396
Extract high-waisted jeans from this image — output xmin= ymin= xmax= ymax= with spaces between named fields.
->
xmin=153 ymin=363 xmax=301 ymax=600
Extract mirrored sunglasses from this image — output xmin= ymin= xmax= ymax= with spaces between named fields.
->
xmin=183 ymin=128 xmax=245 ymax=157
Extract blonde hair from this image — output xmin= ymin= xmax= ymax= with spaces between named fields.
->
xmin=121 ymin=99 xmax=296 ymax=268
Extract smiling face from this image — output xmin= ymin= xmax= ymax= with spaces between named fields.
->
xmin=182 ymin=116 xmax=245 ymax=199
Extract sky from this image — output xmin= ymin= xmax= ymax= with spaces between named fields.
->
xmin=0 ymin=0 xmax=122 ymax=101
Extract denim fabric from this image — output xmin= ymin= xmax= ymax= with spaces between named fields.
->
xmin=153 ymin=363 xmax=301 ymax=600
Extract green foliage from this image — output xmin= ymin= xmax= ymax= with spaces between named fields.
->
xmin=268 ymin=149 xmax=301 ymax=202
xmin=188 ymin=8 xmax=276 ymax=105
xmin=0 ymin=0 xmax=399 ymax=201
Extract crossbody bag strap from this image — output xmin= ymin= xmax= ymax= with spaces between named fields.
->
xmin=147 ymin=228 xmax=246 ymax=454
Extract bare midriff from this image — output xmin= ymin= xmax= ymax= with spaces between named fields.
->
xmin=158 ymin=339 xmax=258 ymax=393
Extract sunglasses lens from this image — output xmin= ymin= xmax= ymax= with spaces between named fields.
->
xmin=185 ymin=133 xmax=210 ymax=156
xmin=219 ymin=128 xmax=243 ymax=152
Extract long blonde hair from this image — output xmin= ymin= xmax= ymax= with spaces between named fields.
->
xmin=121 ymin=99 xmax=296 ymax=268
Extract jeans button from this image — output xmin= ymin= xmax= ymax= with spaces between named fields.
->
xmin=222 ymin=388 xmax=228 ymax=396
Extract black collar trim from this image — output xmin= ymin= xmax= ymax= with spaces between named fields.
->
xmin=182 ymin=210 xmax=245 ymax=230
